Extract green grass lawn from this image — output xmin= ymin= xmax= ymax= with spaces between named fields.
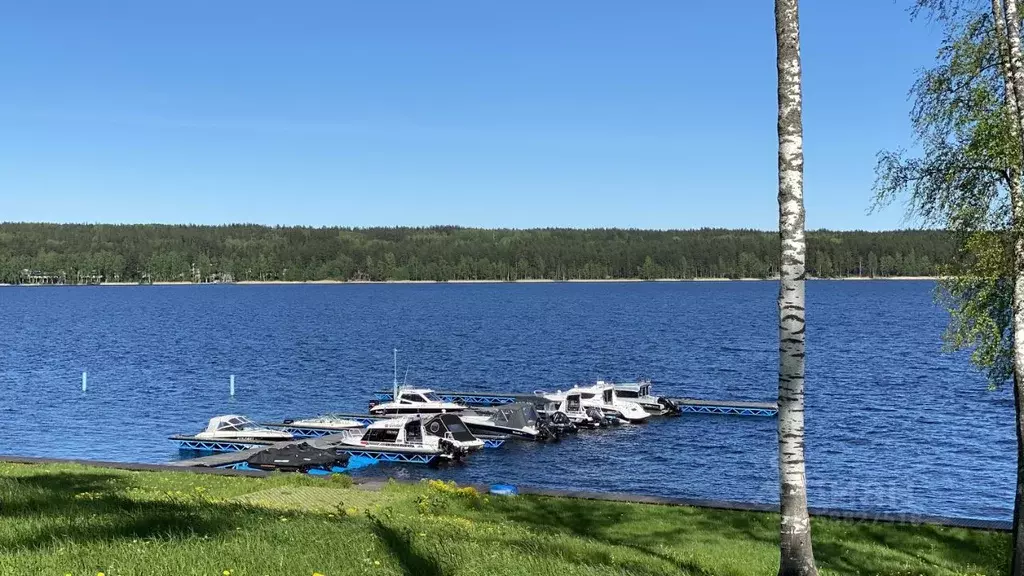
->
xmin=0 ymin=462 xmax=1008 ymax=576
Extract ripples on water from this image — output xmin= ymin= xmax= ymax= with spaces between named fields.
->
xmin=0 ymin=281 xmax=1012 ymax=520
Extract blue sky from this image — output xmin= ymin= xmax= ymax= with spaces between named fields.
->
xmin=0 ymin=1 xmax=942 ymax=230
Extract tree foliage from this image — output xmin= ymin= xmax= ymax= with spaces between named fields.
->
xmin=0 ymin=223 xmax=953 ymax=284
xmin=876 ymin=8 xmax=1019 ymax=385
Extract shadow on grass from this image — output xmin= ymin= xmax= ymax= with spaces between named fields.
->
xmin=485 ymin=495 xmax=1008 ymax=576
xmin=486 ymin=495 xmax=758 ymax=575
xmin=0 ymin=471 xmax=250 ymax=551
xmin=369 ymin=516 xmax=444 ymax=576
xmin=812 ymin=520 xmax=1008 ymax=576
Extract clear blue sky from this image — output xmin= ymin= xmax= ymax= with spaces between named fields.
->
xmin=0 ymin=1 xmax=942 ymax=230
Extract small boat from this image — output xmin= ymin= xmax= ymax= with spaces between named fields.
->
xmin=335 ymin=413 xmax=483 ymax=460
xmin=368 ymin=350 xmax=467 ymax=416
xmin=368 ymin=387 xmax=466 ymax=416
xmin=282 ymin=415 xmax=366 ymax=430
xmin=461 ymin=403 xmax=559 ymax=441
xmin=613 ymin=380 xmax=681 ymax=415
xmin=573 ymin=381 xmax=651 ymax=423
xmin=537 ymin=389 xmax=604 ymax=428
xmin=245 ymin=442 xmax=351 ymax=473
xmin=193 ymin=415 xmax=294 ymax=442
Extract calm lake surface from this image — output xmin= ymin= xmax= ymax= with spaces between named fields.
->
xmin=0 ymin=281 xmax=1013 ymax=520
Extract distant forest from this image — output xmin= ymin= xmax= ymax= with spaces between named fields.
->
xmin=0 ymin=223 xmax=955 ymax=284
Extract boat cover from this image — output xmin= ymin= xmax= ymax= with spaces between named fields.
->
xmin=246 ymin=442 xmax=351 ymax=472
xmin=425 ymin=414 xmax=478 ymax=442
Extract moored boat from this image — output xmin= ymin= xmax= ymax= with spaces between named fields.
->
xmin=281 ymin=414 xmax=366 ymax=430
xmin=334 ymin=413 xmax=483 ymax=460
xmin=245 ymin=442 xmax=351 ymax=473
xmin=572 ymin=381 xmax=650 ymax=423
xmin=193 ymin=415 xmax=294 ymax=442
xmin=368 ymin=387 xmax=467 ymax=416
xmin=613 ymin=380 xmax=681 ymax=415
xmin=536 ymin=389 xmax=605 ymax=428
xmin=461 ymin=403 xmax=558 ymax=441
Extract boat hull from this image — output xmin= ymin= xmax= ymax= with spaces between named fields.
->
xmin=337 ymin=440 xmax=452 ymax=459
xmin=368 ymin=407 xmax=465 ymax=416
xmin=463 ymin=421 xmax=543 ymax=440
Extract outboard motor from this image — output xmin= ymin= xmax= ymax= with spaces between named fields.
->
xmin=547 ymin=411 xmax=577 ymax=434
xmin=657 ymin=397 xmax=682 ymax=416
xmin=438 ymin=438 xmax=468 ymax=461
xmin=584 ymin=406 xmax=610 ymax=427
xmin=537 ymin=421 xmax=560 ymax=443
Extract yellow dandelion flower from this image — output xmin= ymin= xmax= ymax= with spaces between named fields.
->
xmin=374 ymin=560 xmax=380 ymax=566
xmin=223 ymin=571 xmax=232 ymax=576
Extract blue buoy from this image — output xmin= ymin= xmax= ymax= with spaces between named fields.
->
xmin=489 ymin=483 xmax=518 ymax=496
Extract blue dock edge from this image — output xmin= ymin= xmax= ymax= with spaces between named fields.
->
xmin=374 ymin=391 xmax=779 ymax=417
xmin=171 ymin=437 xmax=271 ymax=453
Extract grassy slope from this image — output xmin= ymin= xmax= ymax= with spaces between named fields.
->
xmin=0 ymin=462 xmax=1007 ymax=576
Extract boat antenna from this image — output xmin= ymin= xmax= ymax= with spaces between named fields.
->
xmin=393 ymin=348 xmax=399 ymax=401
xmin=403 ymin=366 xmax=410 ymax=387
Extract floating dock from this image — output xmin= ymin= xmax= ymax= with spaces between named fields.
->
xmin=169 ymin=435 xmax=276 ymax=453
xmin=667 ymin=397 xmax=778 ymax=417
xmin=167 ymin=444 xmax=273 ymax=467
xmin=168 ymin=431 xmax=499 ymax=469
xmin=374 ymin=390 xmax=778 ymax=417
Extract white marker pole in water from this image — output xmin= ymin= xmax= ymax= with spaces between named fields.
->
xmin=81 ymin=371 xmax=87 ymax=392
xmin=230 ymin=374 xmax=236 ymax=397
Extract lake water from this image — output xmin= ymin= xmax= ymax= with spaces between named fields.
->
xmin=0 ymin=281 xmax=1013 ymax=520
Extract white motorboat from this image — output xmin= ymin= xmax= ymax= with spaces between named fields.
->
xmin=613 ymin=380 xmax=681 ymax=415
xmin=194 ymin=415 xmax=294 ymax=442
xmin=369 ymin=387 xmax=466 ymax=416
xmin=574 ymin=381 xmax=651 ymax=423
xmin=369 ymin=349 xmax=467 ymax=416
xmin=336 ymin=413 xmax=484 ymax=459
xmin=536 ymin=389 xmax=606 ymax=427
xmin=283 ymin=415 xmax=366 ymax=430
xmin=461 ymin=403 xmax=556 ymax=441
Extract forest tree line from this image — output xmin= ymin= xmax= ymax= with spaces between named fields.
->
xmin=0 ymin=223 xmax=957 ymax=283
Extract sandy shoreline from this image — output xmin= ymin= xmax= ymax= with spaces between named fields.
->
xmin=0 ymin=276 xmax=941 ymax=287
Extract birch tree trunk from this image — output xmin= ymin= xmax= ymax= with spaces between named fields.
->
xmin=993 ymin=1 xmax=1024 ymax=574
xmin=775 ymin=1 xmax=817 ymax=575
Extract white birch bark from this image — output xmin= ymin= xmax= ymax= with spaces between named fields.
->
xmin=993 ymin=2 xmax=1024 ymax=574
xmin=775 ymin=1 xmax=817 ymax=575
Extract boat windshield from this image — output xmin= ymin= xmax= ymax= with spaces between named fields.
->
xmin=218 ymin=417 xmax=257 ymax=432
xmin=363 ymin=428 xmax=400 ymax=443
xmin=616 ymin=389 xmax=638 ymax=398
xmin=422 ymin=392 xmax=442 ymax=402
xmin=603 ymin=389 xmax=614 ymax=403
